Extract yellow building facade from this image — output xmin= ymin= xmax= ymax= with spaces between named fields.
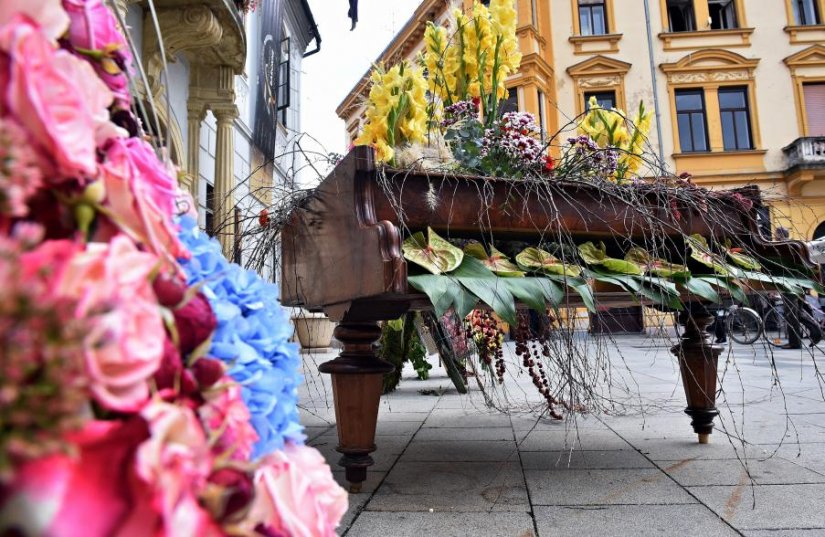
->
xmin=338 ymin=0 xmax=825 ymax=242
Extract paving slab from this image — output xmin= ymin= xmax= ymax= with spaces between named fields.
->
xmin=345 ymin=511 xmax=536 ymax=537
xmin=401 ymin=440 xmax=520 ymax=462
xmin=423 ymin=409 xmax=514 ymax=428
xmin=526 ymin=468 xmax=697 ymax=506
xmin=658 ymin=457 xmax=825 ymax=486
xmin=414 ymin=426 xmax=515 ymax=442
xmin=338 ymin=492 xmax=370 ymax=533
xmin=310 ymin=436 xmax=402 ymax=473
xmin=625 ymin=436 xmax=755 ymax=461
xmin=375 ymin=410 xmax=431 ymax=422
xmin=687 ymin=483 xmax=825 ymax=530
xmin=367 ymin=461 xmax=529 ymax=512
xmin=332 ymin=470 xmax=385 ymax=494
xmin=520 ymin=449 xmax=654 ymax=470
xmin=533 ymin=505 xmax=738 ymax=537
xmin=743 ymin=531 xmax=825 ymax=536
xmin=517 ymin=428 xmax=631 ymax=451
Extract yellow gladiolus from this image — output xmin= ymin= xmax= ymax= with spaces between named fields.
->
xmin=355 ymin=61 xmax=430 ymax=163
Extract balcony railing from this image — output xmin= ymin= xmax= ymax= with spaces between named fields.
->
xmin=784 ymin=136 xmax=825 ymax=169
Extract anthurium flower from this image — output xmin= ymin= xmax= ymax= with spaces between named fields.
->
xmin=515 ymin=246 xmax=581 ymax=277
xmin=465 ymin=241 xmax=524 ymax=277
xmin=624 ymin=247 xmax=689 ymax=278
xmin=686 ymin=234 xmax=736 ymax=276
xmin=402 ymin=227 xmax=464 ymax=274
xmin=578 ymin=241 xmax=643 ymax=275
xmin=724 ymin=244 xmax=762 ymax=270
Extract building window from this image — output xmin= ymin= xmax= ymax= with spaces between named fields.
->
xmin=205 ymin=183 xmax=215 ymax=237
xmin=579 ymin=0 xmax=608 ymax=35
xmin=233 ymin=207 xmax=242 ymax=264
xmin=708 ymin=0 xmax=738 ymax=29
xmin=803 ymin=83 xmax=825 ymax=136
xmin=276 ymin=36 xmax=290 ymax=127
xmin=499 ymin=89 xmax=519 ymax=115
xmin=537 ymin=89 xmax=546 ymax=139
xmin=584 ymin=90 xmax=617 ymax=110
xmin=667 ymin=0 xmax=696 ymax=32
xmin=675 ymin=89 xmax=709 ymax=152
xmin=792 ymin=0 xmax=821 ymax=25
xmin=718 ymin=87 xmax=752 ymax=150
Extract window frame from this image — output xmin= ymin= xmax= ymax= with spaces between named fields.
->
xmin=578 ymin=0 xmax=608 ymax=36
xmin=707 ymin=0 xmax=739 ymax=30
xmin=205 ymin=183 xmax=215 ymax=237
xmin=659 ymin=0 xmax=748 ymax=33
xmin=584 ymin=90 xmax=617 ymax=111
xmin=571 ymin=0 xmax=616 ymax=37
xmin=276 ymin=36 xmax=291 ymax=127
xmin=675 ymin=88 xmax=710 ymax=153
xmin=718 ymin=86 xmax=753 ymax=151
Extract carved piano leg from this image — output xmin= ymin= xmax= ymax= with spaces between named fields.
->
xmin=671 ymin=306 xmax=722 ymax=444
xmin=318 ymin=322 xmax=393 ymax=492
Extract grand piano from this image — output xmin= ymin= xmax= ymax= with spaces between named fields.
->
xmin=281 ymin=146 xmax=813 ymax=490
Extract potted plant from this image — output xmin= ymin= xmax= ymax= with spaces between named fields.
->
xmin=292 ymin=309 xmax=336 ymax=349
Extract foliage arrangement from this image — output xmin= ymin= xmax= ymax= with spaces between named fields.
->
xmin=0 ymin=1 xmax=346 ymax=535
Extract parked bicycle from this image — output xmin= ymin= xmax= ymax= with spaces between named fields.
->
xmin=712 ymin=304 xmax=763 ymax=345
xmin=762 ymin=297 xmax=823 ymax=348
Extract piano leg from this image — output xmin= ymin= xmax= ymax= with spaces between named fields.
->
xmin=672 ymin=306 xmax=722 ymax=444
xmin=318 ymin=321 xmax=394 ymax=492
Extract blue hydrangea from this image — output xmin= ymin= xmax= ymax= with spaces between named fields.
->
xmin=177 ymin=216 xmax=304 ymax=457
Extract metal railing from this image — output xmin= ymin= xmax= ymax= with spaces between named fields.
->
xmin=784 ymin=136 xmax=825 ymax=168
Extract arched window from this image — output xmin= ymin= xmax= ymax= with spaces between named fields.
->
xmin=813 ymin=221 xmax=825 ymax=240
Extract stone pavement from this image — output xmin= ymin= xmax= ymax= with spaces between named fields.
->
xmin=297 ymin=335 xmax=825 ymax=536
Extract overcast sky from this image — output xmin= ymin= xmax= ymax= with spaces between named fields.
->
xmin=301 ymin=0 xmax=423 ymax=156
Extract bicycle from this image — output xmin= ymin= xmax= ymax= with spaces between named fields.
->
xmin=720 ymin=304 xmax=763 ymax=345
xmin=763 ymin=301 xmax=823 ymax=348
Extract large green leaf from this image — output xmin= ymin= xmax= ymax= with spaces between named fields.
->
xmin=672 ymin=275 xmax=722 ymax=304
xmin=464 ymin=242 xmax=525 ymax=277
xmin=578 ymin=241 xmax=643 ymax=275
xmin=535 ymin=278 xmax=565 ymax=306
xmin=503 ymin=278 xmax=547 ymax=313
xmin=452 ymin=256 xmax=517 ymax=325
xmin=696 ymin=275 xmax=747 ymax=304
xmin=402 ymin=228 xmax=464 ymax=275
xmin=515 ymin=247 xmax=582 ymax=277
xmin=740 ymin=271 xmax=824 ymax=296
xmin=638 ymin=276 xmax=683 ymax=310
xmin=625 ymin=247 xmax=690 ymax=278
xmin=408 ymin=274 xmax=477 ymax=318
xmin=547 ymin=274 xmax=596 ymax=312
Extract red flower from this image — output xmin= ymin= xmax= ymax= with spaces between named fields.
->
xmin=471 ymin=96 xmax=481 ymax=109
xmin=259 ymin=208 xmax=270 ymax=227
xmin=543 ymin=155 xmax=555 ymax=172
xmin=174 ymin=292 xmax=217 ymax=356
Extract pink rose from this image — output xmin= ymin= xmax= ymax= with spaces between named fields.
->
xmin=101 ymin=137 xmax=189 ymax=267
xmin=62 ymin=0 xmax=132 ymax=107
xmin=0 ymin=17 xmax=120 ymax=179
xmin=198 ymin=376 xmax=259 ymax=461
xmin=175 ymin=292 xmax=218 ymax=355
xmin=0 ymin=418 xmax=152 ymax=537
xmin=0 ymin=117 xmax=43 ymax=216
xmin=0 ymin=0 xmax=70 ymax=41
xmin=248 ymin=444 xmax=349 ymax=537
xmin=136 ymin=400 xmax=222 ymax=537
xmin=57 ymin=235 xmax=165 ymax=412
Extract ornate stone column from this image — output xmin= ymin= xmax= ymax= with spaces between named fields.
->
xmin=213 ymin=105 xmax=238 ymax=257
xmin=186 ymin=100 xmax=207 ymax=198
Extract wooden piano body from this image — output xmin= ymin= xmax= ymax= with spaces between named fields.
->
xmin=281 ymin=146 xmax=811 ymax=490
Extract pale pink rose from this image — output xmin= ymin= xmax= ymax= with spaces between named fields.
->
xmin=57 ymin=235 xmax=165 ymax=412
xmin=62 ymin=0 xmax=132 ymax=106
xmin=248 ymin=444 xmax=349 ymax=537
xmin=101 ymin=137 xmax=189 ymax=267
xmin=136 ymin=400 xmax=221 ymax=537
xmin=199 ymin=376 xmax=259 ymax=461
xmin=0 ymin=0 xmax=70 ymax=41
xmin=0 ymin=16 xmax=117 ymax=179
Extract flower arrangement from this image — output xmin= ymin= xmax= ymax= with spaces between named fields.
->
xmin=0 ymin=1 xmax=347 ymax=535
xmin=354 ymin=0 xmax=653 ymax=184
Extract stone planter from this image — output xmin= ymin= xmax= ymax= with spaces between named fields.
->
xmin=293 ymin=314 xmax=336 ymax=349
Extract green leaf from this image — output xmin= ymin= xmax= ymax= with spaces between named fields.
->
xmin=515 ymin=247 xmax=582 ymax=277
xmin=638 ymin=276 xmax=683 ymax=310
xmin=547 ymin=274 xmax=596 ymax=312
xmin=408 ymin=274 xmax=477 ymax=318
xmin=696 ymin=275 xmax=747 ymax=305
xmin=464 ymin=242 xmax=525 ymax=277
xmin=503 ymin=278 xmax=547 ymax=313
xmin=402 ymin=228 xmax=464 ymax=275
xmin=578 ymin=241 xmax=643 ymax=275
xmin=676 ymin=275 xmax=722 ymax=304
xmin=452 ymin=256 xmax=517 ymax=325
xmin=535 ymin=278 xmax=565 ymax=306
